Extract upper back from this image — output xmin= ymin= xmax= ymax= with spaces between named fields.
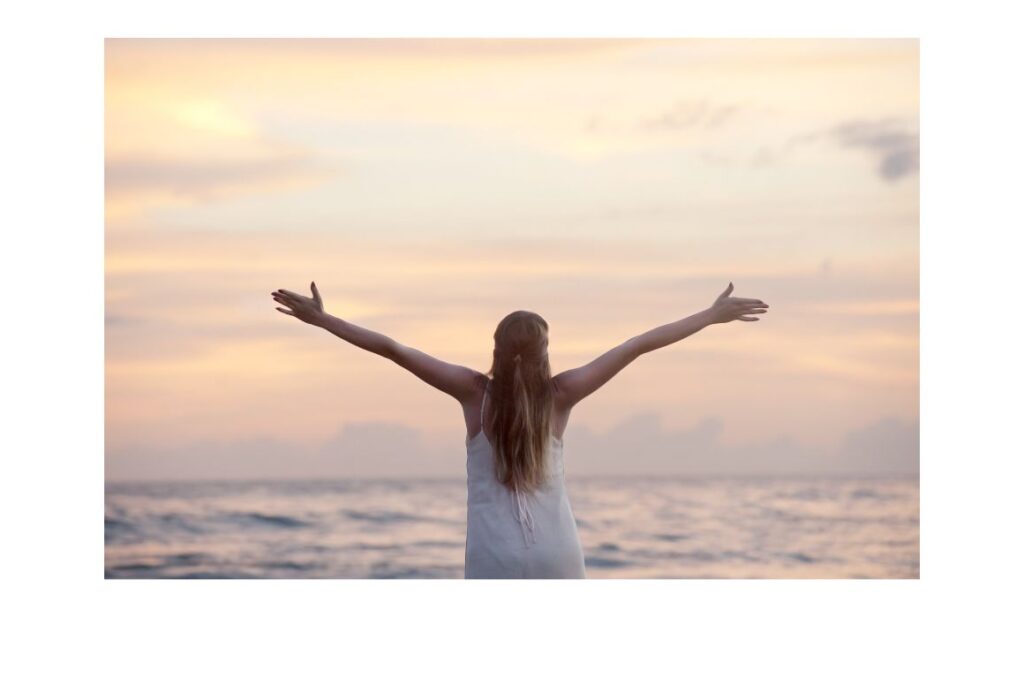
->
xmin=467 ymin=377 xmax=570 ymax=446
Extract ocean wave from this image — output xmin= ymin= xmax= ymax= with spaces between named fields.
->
xmin=849 ymin=488 xmax=905 ymax=501
xmin=227 ymin=512 xmax=312 ymax=529
xmin=342 ymin=509 xmax=433 ymax=524
xmin=584 ymin=555 xmax=633 ymax=569
xmin=260 ymin=560 xmax=318 ymax=572
xmin=156 ymin=513 xmax=207 ymax=534
xmin=104 ymin=516 xmax=141 ymax=544
xmin=775 ymin=488 xmax=829 ymax=501
xmin=345 ymin=542 xmax=402 ymax=551
xmin=162 ymin=552 xmax=208 ymax=567
xmin=653 ymin=533 xmax=691 ymax=542
xmin=757 ymin=507 xmax=806 ymax=523
xmin=368 ymin=565 xmax=458 ymax=578
xmin=107 ymin=563 xmax=160 ymax=574
xmin=409 ymin=540 xmax=464 ymax=549
xmin=629 ymin=548 xmax=758 ymax=564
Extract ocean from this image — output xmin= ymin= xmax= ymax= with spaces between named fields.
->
xmin=105 ymin=476 xmax=919 ymax=579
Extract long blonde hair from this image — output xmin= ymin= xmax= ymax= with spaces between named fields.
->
xmin=483 ymin=310 xmax=553 ymax=494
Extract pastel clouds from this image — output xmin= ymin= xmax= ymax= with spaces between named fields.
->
xmin=105 ymin=413 xmax=919 ymax=481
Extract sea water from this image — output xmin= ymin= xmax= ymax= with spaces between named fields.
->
xmin=105 ymin=476 xmax=918 ymax=579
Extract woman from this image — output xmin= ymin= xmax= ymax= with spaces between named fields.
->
xmin=271 ymin=281 xmax=769 ymax=578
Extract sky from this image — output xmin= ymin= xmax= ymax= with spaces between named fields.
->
xmin=104 ymin=38 xmax=919 ymax=481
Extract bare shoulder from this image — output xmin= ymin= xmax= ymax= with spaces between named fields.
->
xmin=551 ymin=375 xmax=576 ymax=421
xmin=462 ymin=372 xmax=491 ymax=410
xmin=551 ymin=373 xmax=571 ymax=408
xmin=550 ymin=375 xmax=573 ymax=440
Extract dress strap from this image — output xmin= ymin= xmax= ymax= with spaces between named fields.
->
xmin=480 ymin=381 xmax=488 ymax=430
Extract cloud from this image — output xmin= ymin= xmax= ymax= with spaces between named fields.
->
xmin=106 ymin=413 xmax=920 ymax=481
xmin=106 ymin=421 xmax=470 ymax=482
xmin=750 ymin=146 xmax=777 ymax=168
xmin=784 ymin=117 xmax=919 ymax=181
xmin=565 ymin=412 xmax=834 ymax=477
xmin=581 ymin=99 xmax=743 ymax=154
xmin=325 ymin=38 xmax=649 ymax=60
xmin=105 ymin=150 xmax=337 ymax=203
xmin=638 ymin=99 xmax=740 ymax=132
xmin=106 ymin=435 xmax=317 ymax=481
xmin=828 ymin=119 xmax=919 ymax=181
xmin=835 ymin=416 xmax=919 ymax=475
xmin=316 ymin=421 xmax=460 ymax=477
xmin=108 ymin=38 xmax=648 ymax=66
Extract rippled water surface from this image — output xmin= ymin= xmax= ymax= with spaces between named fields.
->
xmin=105 ymin=476 xmax=918 ymax=578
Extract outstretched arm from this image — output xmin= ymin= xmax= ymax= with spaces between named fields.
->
xmin=553 ymin=282 xmax=769 ymax=408
xmin=272 ymin=283 xmax=480 ymax=403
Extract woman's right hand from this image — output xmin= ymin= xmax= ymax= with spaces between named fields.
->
xmin=707 ymin=282 xmax=769 ymax=324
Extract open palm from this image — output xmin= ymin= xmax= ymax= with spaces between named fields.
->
xmin=272 ymin=282 xmax=325 ymax=325
xmin=708 ymin=282 xmax=769 ymax=323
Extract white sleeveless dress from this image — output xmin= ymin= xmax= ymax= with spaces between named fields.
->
xmin=464 ymin=380 xmax=587 ymax=578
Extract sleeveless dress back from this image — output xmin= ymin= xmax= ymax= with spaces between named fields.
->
xmin=464 ymin=380 xmax=586 ymax=578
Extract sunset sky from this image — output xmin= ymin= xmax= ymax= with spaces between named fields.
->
xmin=105 ymin=38 xmax=918 ymax=480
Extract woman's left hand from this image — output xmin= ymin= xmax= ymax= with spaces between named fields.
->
xmin=272 ymin=282 xmax=326 ymax=326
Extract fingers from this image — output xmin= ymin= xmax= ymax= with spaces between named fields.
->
xmin=272 ymin=292 xmax=311 ymax=319
xmin=272 ymin=292 xmax=297 ymax=308
xmin=717 ymin=281 xmax=734 ymax=300
xmin=277 ymin=289 xmax=307 ymax=302
xmin=311 ymin=281 xmax=322 ymax=305
xmin=735 ymin=305 xmax=767 ymax=320
xmin=732 ymin=303 xmax=768 ymax=316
